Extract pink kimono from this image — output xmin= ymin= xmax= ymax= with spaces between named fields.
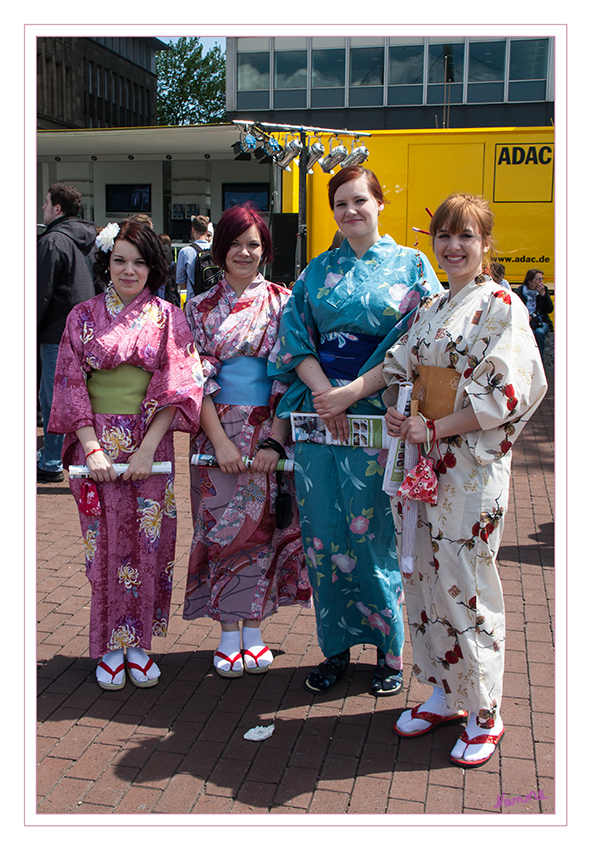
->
xmin=48 ymin=285 xmax=203 ymax=657
xmin=183 ymin=275 xmax=311 ymax=623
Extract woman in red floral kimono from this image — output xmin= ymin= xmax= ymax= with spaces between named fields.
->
xmin=183 ymin=203 xmax=310 ymax=679
xmin=48 ymin=220 xmax=203 ymax=690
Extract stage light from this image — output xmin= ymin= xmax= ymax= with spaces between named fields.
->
xmin=319 ymin=140 xmax=348 ymax=173
xmin=305 ymin=141 xmax=324 ymax=174
xmin=275 ymin=138 xmax=302 ymax=172
xmin=340 ymin=141 xmax=370 ymax=168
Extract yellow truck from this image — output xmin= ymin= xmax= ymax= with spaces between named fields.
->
xmin=281 ymin=126 xmax=555 ymax=295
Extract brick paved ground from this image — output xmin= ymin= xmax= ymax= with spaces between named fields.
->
xmin=34 ymin=373 xmax=556 ymax=821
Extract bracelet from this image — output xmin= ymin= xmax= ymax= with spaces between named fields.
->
xmin=418 ymin=413 xmax=432 ymax=454
xmin=427 ymin=419 xmax=436 ymax=443
xmin=259 ymin=437 xmax=286 ymax=458
xmin=268 ymin=433 xmax=285 ymax=444
xmin=85 ymin=447 xmax=104 ymax=460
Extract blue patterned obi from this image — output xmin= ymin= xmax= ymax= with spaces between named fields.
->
xmin=214 ymin=356 xmax=274 ymax=406
xmin=318 ymin=332 xmax=384 ymax=381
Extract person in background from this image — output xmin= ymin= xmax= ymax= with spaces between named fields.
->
xmin=516 ymin=268 xmax=554 ymax=360
xmin=183 ymin=203 xmax=311 ymax=678
xmin=176 ymin=215 xmax=211 ymax=301
xmin=47 ymin=219 xmax=203 ymax=690
xmin=383 ymin=193 xmax=547 ymax=767
xmin=37 ymin=183 xmax=96 ymax=483
xmin=489 ymin=261 xmax=511 ymax=291
xmin=269 ymin=166 xmax=442 ymax=697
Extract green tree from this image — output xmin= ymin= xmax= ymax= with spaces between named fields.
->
xmin=156 ymin=37 xmax=226 ymax=125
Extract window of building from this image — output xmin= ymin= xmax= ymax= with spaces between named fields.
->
xmin=274 ymin=49 xmax=307 ymax=109
xmin=349 ymin=40 xmax=384 ymax=106
xmin=467 ymin=39 xmax=506 ymax=103
xmin=427 ymin=40 xmax=464 ymax=104
xmin=237 ymin=52 xmax=270 ymax=108
xmin=508 ymin=38 xmax=549 ymax=101
xmin=388 ymin=41 xmax=424 ymax=105
xmin=311 ymin=37 xmax=345 ymax=108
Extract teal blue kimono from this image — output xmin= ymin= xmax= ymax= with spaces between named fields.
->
xmin=269 ymin=235 xmax=442 ymax=662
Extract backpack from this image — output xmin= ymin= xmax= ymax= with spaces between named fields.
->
xmin=189 ymin=242 xmax=223 ymax=295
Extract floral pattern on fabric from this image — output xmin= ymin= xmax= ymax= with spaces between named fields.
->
xmin=183 ymin=276 xmax=311 ymax=623
xmin=269 ymin=236 xmax=442 ymax=659
xmin=383 ymin=278 xmax=548 ymax=724
xmin=48 ymin=285 xmax=203 ymax=657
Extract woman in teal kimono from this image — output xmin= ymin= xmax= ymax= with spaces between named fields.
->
xmin=269 ymin=167 xmax=441 ymax=695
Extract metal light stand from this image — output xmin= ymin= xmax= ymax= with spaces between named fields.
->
xmin=232 ymin=120 xmax=371 ymax=280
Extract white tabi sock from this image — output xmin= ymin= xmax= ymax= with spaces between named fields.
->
xmin=242 ymin=625 xmax=273 ymax=671
xmin=397 ymin=686 xmax=463 ymax=735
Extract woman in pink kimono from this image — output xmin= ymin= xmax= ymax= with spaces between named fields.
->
xmin=48 ymin=219 xmax=203 ymax=690
xmin=183 ymin=203 xmax=310 ymax=678
xmin=383 ymin=194 xmax=547 ymax=767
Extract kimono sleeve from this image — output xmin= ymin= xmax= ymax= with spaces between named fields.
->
xmin=141 ymin=305 xmax=203 ymax=434
xmin=463 ymin=289 xmax=548 ymax=464
xmin=267 ymin=267 xmax=320 ymax=381
xmin=47 ymin=305 xmax=94 ymax=435
xmin=381 ymin=330 xmax=414 ymax=408
xmin=185 ymin=295 xmax=223 ymax=397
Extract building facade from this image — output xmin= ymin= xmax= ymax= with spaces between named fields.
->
xmin=37 ymin=36 xmax=168 ymax=130
xmin=226 ymin=36 xmax=554 ymax=130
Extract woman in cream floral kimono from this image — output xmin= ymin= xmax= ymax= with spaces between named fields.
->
xmin=49 ymin=220 xmax=203 ymax=690
xmin=382 ymin=193 xmax=547 ymax=767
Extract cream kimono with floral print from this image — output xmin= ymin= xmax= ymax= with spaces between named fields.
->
xmin=382 ymin=278 xmax=547 ymax=728
xmin=49 ymin=284 xmax=203 ymax=657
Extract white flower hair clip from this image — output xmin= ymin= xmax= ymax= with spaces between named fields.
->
xmin=96 ymin=222 xmax=120 ymax=253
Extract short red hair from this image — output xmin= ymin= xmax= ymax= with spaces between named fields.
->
xmin=212 ymin=203 xmax=273 ymax=269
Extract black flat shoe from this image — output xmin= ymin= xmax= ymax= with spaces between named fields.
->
xmin=371 ymin=649 xmax=403 ymax=696
xmin=304 ymin=649 xmax=350 ymax=694
xmin=37 ymin=466 xmax=64 ymax=483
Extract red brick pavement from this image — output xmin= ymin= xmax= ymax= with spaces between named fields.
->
xmin=34 ymin=375 xmax=556 ymax=819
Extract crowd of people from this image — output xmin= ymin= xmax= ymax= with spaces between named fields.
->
xmin=37 ymin=170 xmax=548 ymax=768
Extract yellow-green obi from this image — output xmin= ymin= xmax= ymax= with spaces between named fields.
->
xmin=87 ymin=364 xmax=152 ymax=414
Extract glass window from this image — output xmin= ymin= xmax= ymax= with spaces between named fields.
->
xmin=312 ymin=48 xmax=345 ymax=87
xmin=427 ymin=83 xmax=463 ymax=105
xmin=428 ymin=42 xmax=464 ymax=83
xmin=274 ymin=89 xmax=307 ymax=108
xmin=311 ymin=88 xmax=345 ymax=108
xmin=238 ymin=52 xmax=270 ymax=91
xmin=468 ymin=41 xmax=505 ymax=82
xmin=509 ymin=38 xmax=548 ymax=80
xmin=350 ymin=86 xmax=383 ymax=107
xmin=388 ymin=85 xmax=423 ymax=106
xmin=350 ymin=46 xmax=384 ymax=87
xmin=237 ymin=90 xmax=269 ymax=110
xmin=508 ymin=80 xmax=546 ymax=102
xmin=467 ymin=82 xmax=505 ymax=103
xmin=389 ymin=44 xmax=424 ymax=85
xmin=274 ymin=50 xmax=307 ymax=89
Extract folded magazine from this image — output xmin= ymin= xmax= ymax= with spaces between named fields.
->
xmin=290 ymin=412 xmax=391 ymax=449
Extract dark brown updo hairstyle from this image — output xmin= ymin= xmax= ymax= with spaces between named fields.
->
xmin=93 ymin=219 xmax=169 ymax=295
xmin=327 ymin=166 xmax=387 ymax=210
xmin=211 ymin=202 xmax=273 ymax=270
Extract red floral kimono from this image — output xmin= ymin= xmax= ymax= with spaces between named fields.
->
xmin=48 ymin=285 xmax=203 ymax=657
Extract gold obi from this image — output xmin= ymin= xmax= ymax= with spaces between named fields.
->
xmin=411 ymin=364 xmax=460 ymax=421
xmin=87 ymin=363 xmax=152 ymax=415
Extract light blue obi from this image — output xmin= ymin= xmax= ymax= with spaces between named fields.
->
xmin=214 ymin=356 xmax=274 ymax=406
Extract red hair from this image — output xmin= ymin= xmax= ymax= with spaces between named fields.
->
xmin=327 ymin=166 xmax=386 ymax=210
xmin=211 ymin=203 xmax=273 ymax=269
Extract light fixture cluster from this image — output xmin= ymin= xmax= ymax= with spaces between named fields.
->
xmin=231 ymin=123 xmax=369 ymax=174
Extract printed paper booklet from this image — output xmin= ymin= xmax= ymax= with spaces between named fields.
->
xmin=290 ymin=412 xmax=391 ymax=449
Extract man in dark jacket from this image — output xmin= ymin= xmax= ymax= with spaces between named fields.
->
xmin=37 ymin=183 xmax=96 ymax=483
